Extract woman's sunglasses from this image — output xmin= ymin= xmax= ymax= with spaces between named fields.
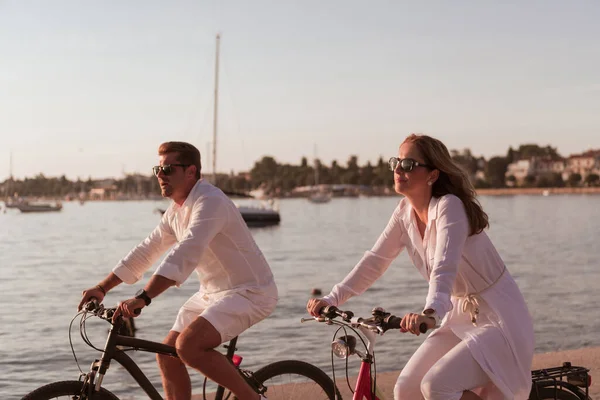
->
xmin=388 ymin=157 xmax=431 ymax=172
xmin=152 ymin=164 xmax=189 ymax=176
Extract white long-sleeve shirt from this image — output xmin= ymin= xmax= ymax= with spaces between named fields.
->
xmin=323 ymin=194 xmax=534 ymax=399
xmin=112 ymin=179 xmax=276 ymax=297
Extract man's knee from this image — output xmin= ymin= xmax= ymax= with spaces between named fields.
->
xmin=157 ymin=331 xmax=179 ymax=365
xmin=175 ymin=317 xmax=222 ymax=362
xmin=394 ymin=375 xmax=422 ymax=400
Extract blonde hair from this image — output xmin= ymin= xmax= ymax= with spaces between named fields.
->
xmin=403 ymin=133 xmax=489 ymax=235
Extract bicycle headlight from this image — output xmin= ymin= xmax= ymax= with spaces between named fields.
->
xmin=331 ymin=335 xmax=357 ymax=359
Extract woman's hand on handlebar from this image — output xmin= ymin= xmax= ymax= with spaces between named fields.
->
xmin=78 ymin=286 xmax=105 ymax=311
xmin=112 ymin=297 xmax=146 ymax=323
xmin=306 ymin=298 xmax=331 ymax=317
xmin=400 ymin=312 xmax=436 ymax=336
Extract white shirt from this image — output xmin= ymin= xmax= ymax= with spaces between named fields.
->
xmin=323 ymin=194 xmax=535 ymax=399
xmin=113 ymin=179 xmax=276 ymax=297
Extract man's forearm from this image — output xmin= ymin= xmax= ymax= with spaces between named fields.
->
xmin=143 ymin=274 xmax=177 ymax=299
xmin=98 ymin=272 xmax=123 ymax=293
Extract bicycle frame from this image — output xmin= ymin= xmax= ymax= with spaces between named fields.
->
xmin=88 ymin=320 xmax=176 ymax=400
xmin=340 ymin=325 xmax=386 ymax=400
xmin=354 ymin=360 xmax=385 ymax=400
xmin=86 ymin=319 xmax=239 ymax=400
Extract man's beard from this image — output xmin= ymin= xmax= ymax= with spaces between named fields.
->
xmin=161 ymin=186 xmax=173 ymax=197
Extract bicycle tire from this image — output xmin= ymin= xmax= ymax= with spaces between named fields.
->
xmin=21 ymin=380 xmax=120 ymax=400
xmin=252 ymin=360 xmax=341 ymax=400
xmin=530 ymin=387 xmax=582 ymax=400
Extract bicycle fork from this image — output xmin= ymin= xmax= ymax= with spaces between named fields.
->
xmin=82 ymin=320 xmax=122 ymax=393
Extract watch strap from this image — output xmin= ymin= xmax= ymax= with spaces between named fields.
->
xmin=135 ymin=290 xmax=152 ymax=306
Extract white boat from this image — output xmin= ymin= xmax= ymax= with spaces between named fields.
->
xmin=156 ymin=198 xmax=280 ymax=228
xmin=309 ymin=191 xmax=332 ymax=203
xmin=235 ymin=200 xmax=281 ymax=227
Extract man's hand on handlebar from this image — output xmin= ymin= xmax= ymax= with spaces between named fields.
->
xmin=112 ymin=297 xmax=145 ymax=323
xmin=78 ymin=286 xmax=106 ymax=311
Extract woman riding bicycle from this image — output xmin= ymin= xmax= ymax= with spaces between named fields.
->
xmin=307 ymin=134 xmax=535 ymax=400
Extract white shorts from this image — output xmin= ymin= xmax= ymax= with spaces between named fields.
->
xmin=172 ymin=284 xmax=278 ymax=343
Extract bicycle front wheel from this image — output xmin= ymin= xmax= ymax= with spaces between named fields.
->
xmin=21 ymin=380 xmax=120 ymax=400
xmin=253 ymin=360 xmax=341 ymax=400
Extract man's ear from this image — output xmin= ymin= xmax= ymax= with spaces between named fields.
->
xmin=188 ymin=165 xmax=198 ymax=179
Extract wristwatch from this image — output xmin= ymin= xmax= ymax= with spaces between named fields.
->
xmin=135 ymin=289 xmax=152 ymax=306
xmin=422 ymin=309 xmax=440 ymax=327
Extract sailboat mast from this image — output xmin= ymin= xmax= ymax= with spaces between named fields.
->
xmin=212 ymin=34 xmax=220 ymax=185
xmin=8 ymin=150 xmax=13 ymax=198
xmin=313 ymin=143 xmax=319 ymax=187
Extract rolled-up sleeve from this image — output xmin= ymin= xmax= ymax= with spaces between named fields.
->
xmin=113 ymin=214 xmax=177 ymax=284
xmin=154 ymin=196 xmax=227 ymax=286
xmin=425 ymin=195 xmax=469 ymax=319
xmin=323 ymin=205 xmax=406 ymax=306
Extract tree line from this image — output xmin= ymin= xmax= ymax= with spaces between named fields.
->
xmin=1 ymin=144 xmax=598 ymax=198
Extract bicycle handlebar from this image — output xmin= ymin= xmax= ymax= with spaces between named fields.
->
xmin=84 ymin=299 xmax=142 ymax=322
xmin=308 ymin=305 xmax=428 ymax=334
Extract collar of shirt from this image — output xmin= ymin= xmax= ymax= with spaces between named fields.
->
xmin=167 ymin=179 xmax=212 ymax=216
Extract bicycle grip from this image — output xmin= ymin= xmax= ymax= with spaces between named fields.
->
xmin=387 ymin=317 xmax=428 ymax=333
xmin=134 ymin=308 xmax=141 ymax=315
xmin=386 ymin=316 xmax=402 ymax=329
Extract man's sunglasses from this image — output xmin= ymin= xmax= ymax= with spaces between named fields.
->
xmin=152 ymin=164 xmax=189 ymax=176
xmin=388 ymin=157 xmax=431 ymax=172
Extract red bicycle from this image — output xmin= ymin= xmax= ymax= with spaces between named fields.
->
xmin=303 ymin=306 xmax=592 ymax=400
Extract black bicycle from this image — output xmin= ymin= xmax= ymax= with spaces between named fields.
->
xmin=20 ymin=300 xmax=341 ymax=400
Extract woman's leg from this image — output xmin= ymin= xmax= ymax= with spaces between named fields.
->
xmin=420 ymin=339 xmax=490 ymax=400
xmin=394 ymin=329 xmax=462 ymax=400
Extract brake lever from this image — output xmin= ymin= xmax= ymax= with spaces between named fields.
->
xmin=300 ymin=316 xmax=334 ymax=324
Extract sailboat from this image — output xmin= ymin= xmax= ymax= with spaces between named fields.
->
xmin=308 ymin=146 xmax=332 ymax=204
xmin=210 ymin=35 xmax=280 ymax=226
xmin=3 ymin=152 xmax=62 ymax=212
xmin=157 ymin=34 xmax=280 ymax=227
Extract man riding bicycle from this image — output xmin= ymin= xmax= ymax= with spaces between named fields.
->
xmin=78 ymin=141 xmax=278 ymax=400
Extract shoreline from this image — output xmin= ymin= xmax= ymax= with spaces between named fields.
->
xmin=192 ymin=346 xmax=600 ymax=399
xmin=475 ymin=187 xmax=600 ymax=196
xmin=3 ymin=186 xmax=600 ymax=204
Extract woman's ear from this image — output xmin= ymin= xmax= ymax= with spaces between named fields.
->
xmin=430 ymin=169 xmax=440 ymax=184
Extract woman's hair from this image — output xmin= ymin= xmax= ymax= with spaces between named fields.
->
xmin=403 ymin=133 xmax=489 ymax=235
xmin=158 ymin=141 xmax=201 ymax=179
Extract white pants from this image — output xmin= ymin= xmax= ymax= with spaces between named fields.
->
xmin=394 ymin=328 xmax=490 ymax=400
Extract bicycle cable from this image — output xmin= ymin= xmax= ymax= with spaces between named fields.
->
xmin=69 ymin=310 xmax=87 ymax=374
xmin=331 ymin=324 xmax=354 ymax=394
xmin=80 ymin=312 xmax=104 ymax=352
xmin=328 ymin=317 xmax=381 ymax=397
xmin=372 ymin=350 xmax=376 ymax=400
xmin=330 ymin=320 xmax=371 ymax=395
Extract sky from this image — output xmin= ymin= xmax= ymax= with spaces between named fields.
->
xmin=1 ymin=0 xmax=599 ymax=180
